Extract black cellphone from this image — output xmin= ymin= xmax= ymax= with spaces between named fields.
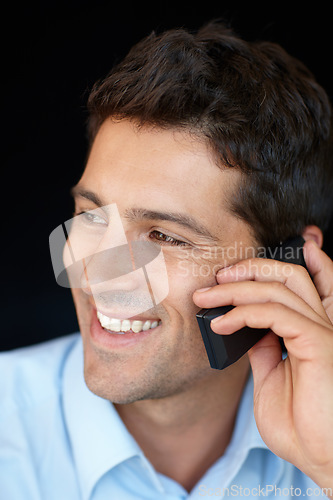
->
xmin=196 ymin=236 xmax=308 ymax=370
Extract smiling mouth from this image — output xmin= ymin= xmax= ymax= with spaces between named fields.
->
xmin=96 ymin=311 xmax=161 ymax=334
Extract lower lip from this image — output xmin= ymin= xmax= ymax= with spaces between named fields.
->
xmin=89 ymin=309 xmax=161 ymax=349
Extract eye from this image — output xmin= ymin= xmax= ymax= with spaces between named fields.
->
xmin=149 ymin=230 xmax=189 ymax=247
xmin=75 ymin=210 xmax=107 ymax=226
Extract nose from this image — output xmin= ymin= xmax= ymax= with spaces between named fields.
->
xmin=81 ymin=243 xmax=140 ymax=293
xmin=81 ymin=240 xmax=162 ymax=290
xmin=81 ymin=241 xmax=163 ymax=317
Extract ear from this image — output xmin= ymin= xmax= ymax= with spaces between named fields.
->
xmin=302 ymin=225 xmax=323 ymax=248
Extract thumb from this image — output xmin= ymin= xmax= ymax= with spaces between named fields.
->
xmin=303 ymin=239 xmax=333 ymax=321
xmin=247 ymin=331 xmax=282 ymax=394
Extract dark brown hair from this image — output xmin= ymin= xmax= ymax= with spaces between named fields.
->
xmin=87 ymin=20 xmax=333 ymax=247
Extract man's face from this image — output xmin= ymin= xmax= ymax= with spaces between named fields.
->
xmin=71 ymin=119 xmax=255 ymax=403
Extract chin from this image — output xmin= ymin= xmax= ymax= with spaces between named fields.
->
xmin=83 ymin=368 xmax=156 ymax=404
xmin=82 ymin=350 xmax=213 ymax=405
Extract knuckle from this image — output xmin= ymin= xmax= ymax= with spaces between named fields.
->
xmin=270 ymin=280 xmax=285 ymax=293
xmin=297 ymin=264 xmax=311 ymax=279
xmin=271 ymin=302 xmax=286 ymax=314
xmin=261 ymin=301 xmax=286 ymax=316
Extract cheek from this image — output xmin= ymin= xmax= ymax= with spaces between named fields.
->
xmin=164 ymin=257 xmax=217 ymax=312
xmin=170 ymin=255 xmax=217 ymax=287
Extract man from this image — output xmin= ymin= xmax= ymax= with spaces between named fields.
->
xmin=1 ymin=20 xmax=333 ymax=499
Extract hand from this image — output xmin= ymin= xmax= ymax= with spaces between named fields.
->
xmin=193 ymin=240 xmax=333 ymax=492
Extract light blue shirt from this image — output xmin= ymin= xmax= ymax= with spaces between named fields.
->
xmin=0 ymin=334 xmax=328 ymax=499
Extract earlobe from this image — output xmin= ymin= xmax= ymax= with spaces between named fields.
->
xmin=301 ymin=225 xmax=323 ymax=248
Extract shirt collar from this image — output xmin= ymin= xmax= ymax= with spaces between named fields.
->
xmin=62 ymin=337 xmax=165 ymax=500
xmin=192 ymin=372 xmax=285 ymax=492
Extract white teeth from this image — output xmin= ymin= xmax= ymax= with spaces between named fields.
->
xmin=142 ymin=320 xmax=151 ymax=331
xmin=121 ymin=320 xmax=131 ymax=332
xmin=108 ymin=318 xmax=121 ymax=332
xmin=131 ymin=320 xmax=143 ymax=333
xmin=97 ymin=311 xmax=161 ymax=334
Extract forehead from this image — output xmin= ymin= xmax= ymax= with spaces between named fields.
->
xmin=78 ymin=120 xmax=256 ymax=248
xmin=82 ymin=120 xmax=240 ymax=202
xmin=81 ymin=120 xmax=240 ymax=216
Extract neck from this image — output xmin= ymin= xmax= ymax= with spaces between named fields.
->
xmin=115 ymin=357 xmax=250 ymax=492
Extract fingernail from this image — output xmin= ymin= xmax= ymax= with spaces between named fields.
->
xmin=211 ymin=315 xmax=225 ymax=324
xmin=217 ymin=265 xmax=233 ymax=275
xmin=195 ymin=287 xmax=212 ymax=293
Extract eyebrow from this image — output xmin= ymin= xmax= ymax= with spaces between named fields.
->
xmin=70 ymin=186 xmax=104 ymax=207
xmin=124 ymin=208 xmax=217 ymax=241
xmin=71 ymin=186 xmax=217 ymax=241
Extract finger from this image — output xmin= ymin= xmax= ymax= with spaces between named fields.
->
xmin=247 ymin=332 xmax=284 ymax=389
xmin=193 ymin=280 xmax=329 ymax=327
xmin=210 ymin=302 xmax=333 ymax=361
xmin=215 ymin=258 xmax=324 ymax=315
xmin=303 ymin=240 xmax=333 ymax=314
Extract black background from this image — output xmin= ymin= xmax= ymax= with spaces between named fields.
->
xmin=2 ymin=1 xmax=333 ymax=350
